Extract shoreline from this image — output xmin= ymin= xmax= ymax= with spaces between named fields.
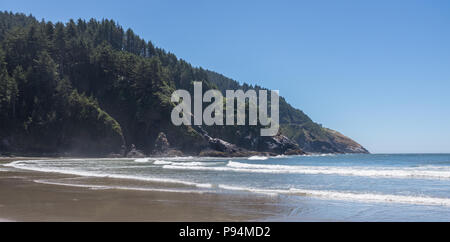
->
xmin=0 ymin=157 xmax=286 ymax=222
xmin=0 ymin=151 xmax=346 ymax=162
xmin=3 ymin=155 xmax=449 ymax=221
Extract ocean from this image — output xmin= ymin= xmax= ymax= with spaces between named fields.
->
xmin=4 ymin=154 xmax=450 ymax=221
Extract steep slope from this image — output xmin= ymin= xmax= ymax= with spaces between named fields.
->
xmin=206 ymin=71 xmax=369 ymax=153
xmin=0 ymin=12 xmax=368 ymax=156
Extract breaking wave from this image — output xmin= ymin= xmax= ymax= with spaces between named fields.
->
xmin=5 ymin=160 xmax=212 ymax=188
xmin=216 ymin=185 xmax=450 ymax=206
xmin=161 ymin=161 xmax=450 ymax=179
xmin=248 ymin=156 xmax=269 ymax=160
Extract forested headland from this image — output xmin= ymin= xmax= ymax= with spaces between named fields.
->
xmin=0 ymin=12 xmax=368 ymax=157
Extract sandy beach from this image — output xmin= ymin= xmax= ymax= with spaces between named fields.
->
xmin=0 ymin=157 xmax=284 ymax=222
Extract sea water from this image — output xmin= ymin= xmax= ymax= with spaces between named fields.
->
xmin=4 ymin=154 xmax=450 ymax=221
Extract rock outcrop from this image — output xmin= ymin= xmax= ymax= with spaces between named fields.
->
xmin=126 ymin=144 xmax=146 ymax=158
xmin=154 ymin=132 xmax=170 ymax=153
xmin=194 ymin=126 xmax=304 ymax=157
xmin=258 ymin=134 xmax=305 ymax=155
xmin=151 ymin=132 xmax=184 ymax=157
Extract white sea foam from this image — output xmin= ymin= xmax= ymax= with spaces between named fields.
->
xmin=287 ymin=188 xmax=450 ymax=206
xmin=274 ymin=155 xmax=289 ymax=159
xmin=165 ymin=156 xmax=195 ymax=161
xmin=195 ymin=183 xmax=213 ymax=188
xmin=305 ymin=153 xmax=336 ymax=157
xmin=163 ymin=165 xmax=231 ymax=172
xmin=153 ymin=160 xmax=173 ymax=165
xmin=216 ymin=185 xmax=450 ymax=206
xmin=8 ymin=158 xmax=450 ymax=207
xmin=218 ymin=184 xmax=278 ymax=196
xmin=163 ymin=161 xmax=450 ymax=179
xmin=134 ymin=158 xmax=152 ymax=163
xmin=33 ymin=179 xmax=205 ymax=193
xmin=5 ymin=160 xmax=212 ymax=189
xmin=152 ymin=160 xmax=223 ymax=166
xmin=134 ymin=156 xmax=197 ymax=162
xmin=248 ymin=156 xmax=269 ymax=160
xmin=169 ymin=161 xmax=222 ymax=166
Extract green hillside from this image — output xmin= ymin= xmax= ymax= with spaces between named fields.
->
xmin=0 ymin=11 xmax=368 ymax=156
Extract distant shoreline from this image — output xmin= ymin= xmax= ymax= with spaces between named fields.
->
xmin=0 ymin=151 xmax=365 ymax=161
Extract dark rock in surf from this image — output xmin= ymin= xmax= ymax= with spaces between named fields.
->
xmin=126 ymin=144 xmax=146 ymax=158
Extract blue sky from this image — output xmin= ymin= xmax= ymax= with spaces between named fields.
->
xmin=2 ymin=0 xmax=450 ymax=153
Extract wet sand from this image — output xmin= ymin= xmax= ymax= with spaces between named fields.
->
xmin=0 ymin=158 xmax=285 ymax=222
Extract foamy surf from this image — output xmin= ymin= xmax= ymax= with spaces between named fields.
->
xmin=153 ymin=160 xmax=172 ymax=165
xmin=305 ymin=153 xmax=337 ymax=157
xmin=134 ymin=157 xmax=201 ymax=163
xmin=33 ymin=179 xmax=206 ymax=194
xmin=153 ymin=160 xmax=223 ymax=166
xmin=287 ymin=188 xmax=450 ymax=206
xmin=274 ymin=155 xmax=289 ymax=159
xmin=216 ymin=185 xmax=450 ymax=206
xmin=6 ymin=154 xmax=450 ymax=211
xmin=163 ymin=161 xmax=450 ymax=179
xmin=134 ymin=158 xmax=152 ymax=163
xmin=248 ymin=156 xmax=269 ymax=160
xmin=6 ymin=160 xmax=212 ymax=189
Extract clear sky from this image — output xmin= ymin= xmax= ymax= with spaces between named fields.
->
xmin=2 ymin=0 xmax=450 ymax=153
